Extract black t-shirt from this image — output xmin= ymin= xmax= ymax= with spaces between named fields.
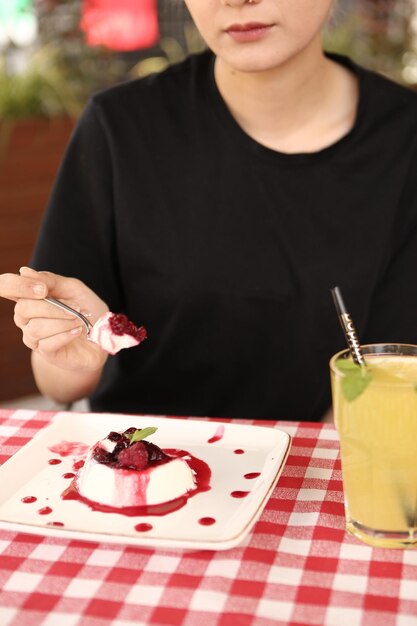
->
xmin=32 ymin=51 xmax=417 ymax=421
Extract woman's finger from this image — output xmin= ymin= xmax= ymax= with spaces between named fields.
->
xmin=21 ymin=318 xmax=83 ymax=351
xmin=14 ymin=297 xmax=83 ymax=328
xmin=34 ymin=329 xmax=107 ymax=372
xmin=19 ymin=267 xmax=106 ymax=322
xmin=20 ymin=267 xmax=85 ymax=302
xmin=0 ymin=272 xmax=47 ymax=302
xmin=34 ymin=327 xmax=83 ymax=355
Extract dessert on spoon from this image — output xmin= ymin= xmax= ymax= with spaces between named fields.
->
xmin=44 ymin=296 xmax=147 ymax=355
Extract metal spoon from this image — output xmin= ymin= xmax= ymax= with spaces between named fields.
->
xmin=44 ymin=296 xmax=93 ymax=334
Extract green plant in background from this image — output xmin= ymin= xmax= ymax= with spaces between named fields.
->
xmin=0 ymin=44 xmax=85 ymax=118
xmin=0 ymin=0 xmax=203 ymax=119
xmin=0 ymin=0 xmax=139 ymax=120
xmin=324 ymin=0 xmax=417 ymax=86
xmin=130 ymin=23 xmax=205 ymax=79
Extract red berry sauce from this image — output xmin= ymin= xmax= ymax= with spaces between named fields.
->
xmin=231 ymin=491 xmax=249 ymax=498
xmin=21 ymin=496 xmax=37 ymax=504
xmin=109 ymin=313 xmax=147 ymax=342
xmin=48 ymin=441 xmax=89 ymax=458
xmin=244 ymin=472 xmax=260 ymax=479
xmin=198 ymin=517 xmax=216 ymax=526
xmin=207 ymin=424 xmax=225 ymax=444
xmin=135 ymin=523 xmax=153 ymax=532
xmin=38 ymin=506 xmax=53 ymax=515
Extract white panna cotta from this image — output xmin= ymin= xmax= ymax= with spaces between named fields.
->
xmin=76 ymin=430 xmax=196 ymax=508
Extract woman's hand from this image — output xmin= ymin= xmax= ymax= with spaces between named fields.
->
xmin=0 ymin=267 xmax=109 ymax=373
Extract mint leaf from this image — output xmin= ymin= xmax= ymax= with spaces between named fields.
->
xmin=336 ymin=359 xmax=373 ymax=402
xmin=336 ymin=359 xmax=362 ymax=372
xmin=127 ymin=427 xmax=158 ymax=444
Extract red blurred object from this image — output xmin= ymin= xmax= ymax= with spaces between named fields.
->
xmin=81 ymin=0 xmax=159 ymax=51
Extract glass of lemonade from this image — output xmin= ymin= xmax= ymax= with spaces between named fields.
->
xmin=330 ymin=343 xmax=417 ymax=548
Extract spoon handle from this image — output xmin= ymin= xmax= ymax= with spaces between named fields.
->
xmin=44 ymin=296 xmax=93 ymax=333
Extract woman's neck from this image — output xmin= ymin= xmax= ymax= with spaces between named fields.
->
xmin=214 ymin=40 xmax=359 ymax=154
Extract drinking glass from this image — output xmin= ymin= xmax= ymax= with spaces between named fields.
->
xmin=330 ymin=343 xmax=417 ymax=548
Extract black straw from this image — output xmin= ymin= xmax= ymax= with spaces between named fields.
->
xmin=331 ymin=286 xmax=366 ymax=367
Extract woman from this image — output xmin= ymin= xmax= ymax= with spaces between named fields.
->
xmin=1 ymin=0 xmax=417 ymax=421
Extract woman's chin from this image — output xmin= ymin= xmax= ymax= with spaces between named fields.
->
xmin=216 ymin=50 xmax=293 ymax=76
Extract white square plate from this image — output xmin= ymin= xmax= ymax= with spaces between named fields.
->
xmin=0 ymin=413 xmax=291 ymax=550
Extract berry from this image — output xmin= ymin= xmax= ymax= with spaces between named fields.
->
xmin=92 ymin=446 xmax=113 ymax=465
xmin=107 ymin=431 xmax=123 ymax=442
xmin=113 ymin=441 xmax=128 ymax=457
xmin=109 ymin=314 xmax=147 ymax=342
xmin=117 ymin=441 xmax=149 ymax=470
xmin=144 ymin=441 xmax=169 ymax=463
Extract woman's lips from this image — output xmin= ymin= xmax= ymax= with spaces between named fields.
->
xmin=226 ymin=22 xmax=273 ymax=43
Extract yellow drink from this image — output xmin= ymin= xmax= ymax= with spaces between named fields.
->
xmin=330 ymin=344 xmax=417 ymax=548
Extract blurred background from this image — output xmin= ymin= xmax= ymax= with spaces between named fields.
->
xmin=1 ymin=0 xmax=417 ymax=406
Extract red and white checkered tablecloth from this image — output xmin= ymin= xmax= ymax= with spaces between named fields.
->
xmin=0 ymin=408 xmax=416 ymax=626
